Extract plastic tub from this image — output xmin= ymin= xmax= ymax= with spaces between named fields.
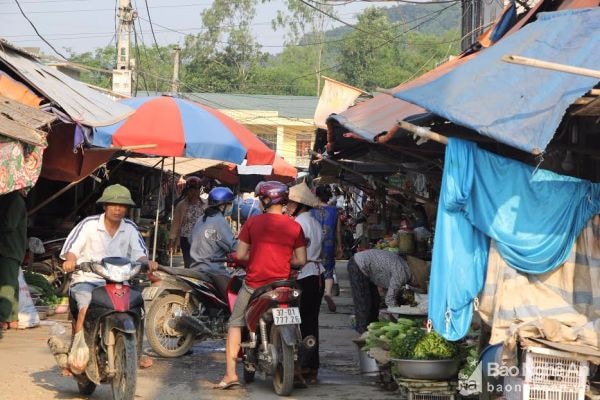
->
xmin=358 ymin=350 xmax=380 ymax=376
xmin=391 ymin=358 xmax=460 ymax=380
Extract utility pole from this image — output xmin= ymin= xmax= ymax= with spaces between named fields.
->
xmin=112 ymin=0 xmax=137 ymax=97
xmin=171 ymin=46 xmax=181 ymax=95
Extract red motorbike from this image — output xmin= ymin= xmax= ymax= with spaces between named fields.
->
xmin=228 ymin=272 xmax=315 ymax=396
xmin=66 ymin=258 xmax=146 ymax=400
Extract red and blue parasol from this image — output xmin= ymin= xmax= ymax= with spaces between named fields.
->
xmin=92 ymin=96 xmax=275 ymax=165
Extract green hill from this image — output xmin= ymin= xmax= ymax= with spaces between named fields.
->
xmin=325 ymin=2 xmax=461 ymax=40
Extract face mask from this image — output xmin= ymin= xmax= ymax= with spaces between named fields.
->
xmin=224 ymin=204 xmax=233 ymax=217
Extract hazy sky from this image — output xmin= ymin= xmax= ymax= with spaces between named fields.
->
xmin=0 ymin=0 xmax=400 ymax=56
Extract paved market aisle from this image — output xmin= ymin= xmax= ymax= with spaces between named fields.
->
xmin=0 ymin=261 xmax=396 ymax=399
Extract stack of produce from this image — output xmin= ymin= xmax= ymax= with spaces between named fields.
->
xmin=374 ymin=235 xmax=399 ymax=253
xmin=363 ymin=319 xmax=421 ymax=352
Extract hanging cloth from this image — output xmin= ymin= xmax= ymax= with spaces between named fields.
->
xmin=430 ymin=138 xmax=600 ymax=340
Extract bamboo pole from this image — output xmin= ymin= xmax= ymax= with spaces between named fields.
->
xmin=396 ymin=120 xmax=449 ymax=145
xmin=375 ymin=87 xmax=396 ymax=96
xmin=502 ymin=55 xmax=600 ymax=79
xmin=111 ymin=144 xmax=158 ymax=151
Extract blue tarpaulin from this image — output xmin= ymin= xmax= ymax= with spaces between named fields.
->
xmin=394 ymin=8 xmax=600 ymax=154
xmin=430 ymin=139 xmax=600 ymax=340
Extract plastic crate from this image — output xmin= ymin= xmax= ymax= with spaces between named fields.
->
xmin=409 ymin=393 xmax=455 ymax=400
xmin=503 ymin=377 xmax=585 ymax=400
xmin=523 ymin=347 xmax=588 ymax=388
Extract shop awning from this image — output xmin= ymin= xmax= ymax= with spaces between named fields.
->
xmin=394 ymin=8 xmax=600 ymax=154
xmin=0 ymin=40 xmax=134 ymax=127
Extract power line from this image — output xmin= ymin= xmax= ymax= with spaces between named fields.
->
xmin=142 ymin=0 xmax=168 ymax=62
xmin=290 ymin=0 xmax=459 ymax=83
xmin=0 ymin=2 xmax=210 ymax=14
xmin=13 ymin=0 xmax=68 ymax=60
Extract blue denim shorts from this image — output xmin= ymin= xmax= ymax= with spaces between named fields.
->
xmin=69 ymin=282 xmax=103 ymax=309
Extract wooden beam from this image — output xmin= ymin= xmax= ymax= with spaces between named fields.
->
xmin=502 ymin=55 xmax=600 ymax=79
xmin=0 ymin=114 xmax=46 ymax=146
xmin=0 ymin=95 xmax=55 ymax=129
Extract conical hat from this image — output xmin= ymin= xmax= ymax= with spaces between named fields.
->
xmin=289 ymin=181 xmax=320 ymax=208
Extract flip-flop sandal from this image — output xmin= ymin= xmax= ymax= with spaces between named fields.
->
xmin=138 ymin=355 xmax=154 ymax=369
xmin=213 ymin=380 xmax=240 ymax=390
xmin=324 ymin=295 xmax=337 ymax=312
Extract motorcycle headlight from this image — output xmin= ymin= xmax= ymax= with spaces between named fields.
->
xmin=92 ymin=261 xmax=140 ymax=282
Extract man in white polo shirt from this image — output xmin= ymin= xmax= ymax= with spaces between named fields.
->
xmin=60 ymin=184 xmax=157 ymax=368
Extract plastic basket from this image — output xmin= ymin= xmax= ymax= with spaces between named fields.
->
xmin=503 ymin=377 xmax=585 ymax=400
xmin=523 ymin=347 xmax=588 ymax=388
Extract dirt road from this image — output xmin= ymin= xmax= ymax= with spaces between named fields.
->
xmin=0 ymin=263 xmax=396 ymax=400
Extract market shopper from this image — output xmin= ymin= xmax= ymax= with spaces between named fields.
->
xmin=215 ymin=181 xmax=307 ymax=390
xmin=60 ymin=184 xmax=158 ymax=369
xmin=348 ymin=249 xmax=414 ymax=333
xmin=311 ymin=184 xmax=343 ymax=312
xmin=287 ymin=181 xmax=324 ymax=386
xmin=0 ymin=190 xmax=27 ymax=336
xmin=168 ymin=176 xmax=207 ymax=268
xmin=189 ymin=187 xmax=237 ymax=270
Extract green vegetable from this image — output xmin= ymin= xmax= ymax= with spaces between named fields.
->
xmin=412 ymin=331 xmax=457 ymax=360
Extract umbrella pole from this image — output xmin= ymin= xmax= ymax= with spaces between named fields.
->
xmin=169 ymin=156 xmax=175 ymax=267
xmin=152 ymin=157 xmax=165 ymax=262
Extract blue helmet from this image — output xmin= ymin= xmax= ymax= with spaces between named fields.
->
xmin=208 ymin=187 xmax=235 ymax=207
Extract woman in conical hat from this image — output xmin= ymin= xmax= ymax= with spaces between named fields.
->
xmin=287 ymin=181 xmax=324 ymax=385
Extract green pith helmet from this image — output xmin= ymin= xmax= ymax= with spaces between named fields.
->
xmin=96 ymin=184 xmax=136 ymax=206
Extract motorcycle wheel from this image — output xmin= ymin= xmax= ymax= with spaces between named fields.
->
xmin=271 ymin=325 xmax=294 ymax=396
xmin=243 ymin=365 xmax=255 ymax=383
xmin=111 ymin=332 xmax=137 ymax=400
xmin=29 ymin=260 xmax=70 ymax=296
xmin=145 ymin=294 xmax=195 ymax=358
xmin=77 ymin=377 xmax=97 ymax=395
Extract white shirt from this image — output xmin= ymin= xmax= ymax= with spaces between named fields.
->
xmin=61 ymin=213 xmax=148 ymax=285
xmin=295 ymin=212 xmax=324 ymax=280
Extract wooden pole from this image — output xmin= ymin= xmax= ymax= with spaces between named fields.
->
xmin=502 ymin=55 xmax=600 ymax=79
xmin=111 ymin=144 xmax=157 ymax=151
xmin=396 ymin=120 xmax=449 ymax=145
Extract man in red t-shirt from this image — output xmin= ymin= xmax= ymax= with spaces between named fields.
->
xmin=214 ymin=181 xmax=307 ymax=390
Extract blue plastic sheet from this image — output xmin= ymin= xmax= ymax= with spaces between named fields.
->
xmin=395 ymin=8 xmax=600 ymax=154
xmin=430 ymin=139 xmax=600 ymax=340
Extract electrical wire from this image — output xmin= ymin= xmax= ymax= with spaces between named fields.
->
xmin=13 ymin=0 xmax=68 ymax=60
xmin=142 ymin=0 xmax=168 ymax=62
xmin=132 ymin=23 xmax=151 ymax=95
xmin=290 ymin=1 xmax=459 ymax=83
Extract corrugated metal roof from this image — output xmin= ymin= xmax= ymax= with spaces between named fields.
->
xmin=0 ymin=40 xmax=134 ymax=127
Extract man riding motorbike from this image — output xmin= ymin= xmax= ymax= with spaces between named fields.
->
xmin=59 ymin=184 xmax=158 ymax=372
xmin=214 ymin=181 xmax=307 ymax=390
xmin=189 ymin=187 xmax=237 ymax=272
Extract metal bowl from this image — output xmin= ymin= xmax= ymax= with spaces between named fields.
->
xmin=391 ymin=358 xmax=461 ymax=380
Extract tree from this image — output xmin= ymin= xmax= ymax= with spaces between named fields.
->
xmin=181 ymin=0 xmax=266 ymax=92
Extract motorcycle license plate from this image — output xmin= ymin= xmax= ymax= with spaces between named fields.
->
xmin=142 ymin=286 xmax=159 ymax=301
xmin=272 ymin=307 xmax=301 ymax=325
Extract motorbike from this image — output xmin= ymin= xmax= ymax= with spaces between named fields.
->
xmin=23 ymin=236 xmax=70 ymax=296
xmin=66 ymin=258 xmax=147 ymax=400
xmin=143 ymin=261 xmax=234 ymax=357
xmin=234 ymin=275 xmax=315 ymax=396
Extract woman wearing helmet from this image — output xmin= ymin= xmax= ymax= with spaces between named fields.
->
xmin=169 ymin=176 xmax=207 ymax=268
xmin=189 ymin=187 xmax=237 ymax=271
xmin=215 ymin=181 xmax=307 ymax=390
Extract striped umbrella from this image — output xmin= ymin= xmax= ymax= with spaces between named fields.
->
xmin=92 ymin=96 xmax=275 ymax=165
